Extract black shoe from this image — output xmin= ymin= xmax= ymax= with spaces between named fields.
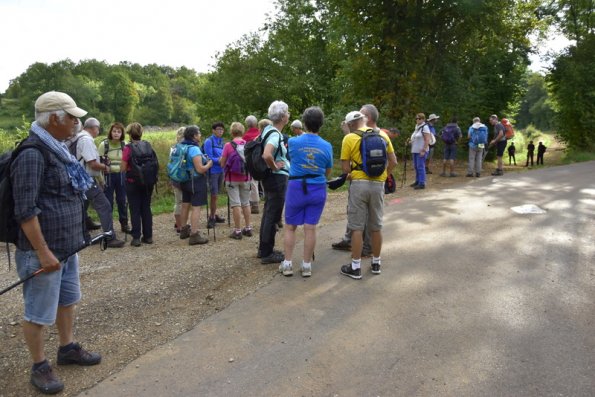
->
xmin=410 ymin=182 xmax=419 ymax=187
xmin=141 ymin=237 xmax=153 ymax=244
xmin=257 ymin=249 xmax=281 ymax=258
xmin=466 ymin=173 xmax=474 ymax=177
xmin=371 ymin=262 xmax=381 ymax=274
xmin=131 ymin=238 xmax=141 ymax=247
xmin=31 ymin=361 xmax=64 ymax=395
xmin=332 ymin=240 xmax=351 ymax=251
xmin=414 ymin=184 xmax=425 ymax=190
xmin=491 ymin=169 xmax=503 ymax=176
xmin=106 ymin=238 xmax=125 ymax=248
xmin=215 ymin=215 xmax=226 ymax=224
xmin=207 ymin=218 xmax=216 ymax=229
xmin=57 ymin=343 xmax=101 ymax=366
xmin=179 ymin=225 xmax=191 ymax=239
xmin=261 ymin=251 xmax=284 ymax=264
xmin=85 ymin=218 xmax=101 ymax=231
xmin=475 ymin=173 xmax=481 ymax=177
xmin=340 ymin=264 xmax=362 ymax=280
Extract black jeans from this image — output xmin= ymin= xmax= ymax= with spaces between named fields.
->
xmin=258 ymin=173 xmax=288 ymax=257
xmin=104 ymin=172 xmax=128 ymax=225
xmin=126 ymin=183 xmax=153 ymax=239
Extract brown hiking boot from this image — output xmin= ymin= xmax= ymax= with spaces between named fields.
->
xmin=30 ymin=361 xmax=64 ymax=394
xmin=189 ymin=231 xmax=208 ymax=245
xmin=179 ymin=224 xmax=191 ymax=239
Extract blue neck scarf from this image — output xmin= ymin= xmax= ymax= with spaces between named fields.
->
xmin=30 ymin=122 xmax=94 ymax=194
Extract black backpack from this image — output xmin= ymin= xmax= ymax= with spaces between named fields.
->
xmin=126 ymin=141 xmax=159 ymax=187
xmin=244 ymin=128 xmax=281 ymax=181
xmin=0 ymin=140 xmax=50 ymax=246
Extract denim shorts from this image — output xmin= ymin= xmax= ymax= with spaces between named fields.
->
xmin=443 ymin=143 xmax=458 ymax=160
xmin=16 ymin=250 xmax=81 ymax=326
xmin=208 ymin=172 xmax=224 ymax=195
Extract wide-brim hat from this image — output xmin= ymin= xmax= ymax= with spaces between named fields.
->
xmin=427 ymin=113 xmax=440 ymax=121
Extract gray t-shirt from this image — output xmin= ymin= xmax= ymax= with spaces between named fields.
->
xmin=494 ymin=122 xmax=506 ymax=142
xmin=76 ymin=131 xmax=101 ymax=177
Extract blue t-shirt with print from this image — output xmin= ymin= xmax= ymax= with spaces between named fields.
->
xmin=262 ymin=125 xmax=290 ymax=175
xmin=288 ymin=134 xmax=333 ymax=184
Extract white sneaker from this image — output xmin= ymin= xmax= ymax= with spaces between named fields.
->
xmin=279 ymin=262 xmax=293 ymax=277
xmin=300 ymin=263 xmax=312 ymax=277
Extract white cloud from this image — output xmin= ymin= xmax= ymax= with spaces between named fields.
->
xmin=0 ymin=0 xmax=276 ymax=92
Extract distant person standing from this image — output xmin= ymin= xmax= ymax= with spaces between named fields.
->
xmin=290 ymin=120 xmax=304 ymax=136
xmin=488 ymin=114 xmax=507 ymax=176
xmin=439 ymin=117 xmax=462 ymax=177
xmin=425 ymin=113 xmax=439 ymax=174
xmin=508 ymin=142 xmax=517 ymax=165
xmin=466 ymin=117 xmax=488 ymax=177
xmin=410 ymin=113 xmax=431 ymax=189
xmin=204 ymin=122 xmax=226 ymax=228
xmin=537 ymin=141 xmax=547 ymax=165
xmin=243 ymin=115 xmax=261 ymax=214
xmin=526 ymin=140 xmax=535 ymax=167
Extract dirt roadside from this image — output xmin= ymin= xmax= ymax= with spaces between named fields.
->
xmin=0 ymin=140 xmax=563 ymax=397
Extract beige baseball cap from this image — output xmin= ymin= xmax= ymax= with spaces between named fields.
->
xmin=35 ymin=91 xmax=87 ymax=118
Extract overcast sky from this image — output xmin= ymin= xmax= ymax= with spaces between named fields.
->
xmin=0 ymin=0 xmax=277 ymax=93
xmin=0 ymin=0 xmax=571 ymax=94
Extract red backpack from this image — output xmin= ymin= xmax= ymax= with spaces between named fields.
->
xmin=502 ymin=119 xmax=515 ymax=139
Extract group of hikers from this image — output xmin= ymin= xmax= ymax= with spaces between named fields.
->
xmin=6 ymin=89 xmax=544 ymax=394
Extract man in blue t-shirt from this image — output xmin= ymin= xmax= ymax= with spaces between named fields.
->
xmin=203 ymin=122 xmax=226 ymax=228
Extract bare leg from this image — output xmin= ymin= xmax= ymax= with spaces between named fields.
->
xmin=370 ymin=230 xmax=382 ymax=257
xmin=351 ymin=230 xmax=363 ymax=260
xmin=283 ymin=224 xmax=298 ymax=262
xmin=210 ymin=195 xmax=217 ymax=218
xmin=180 ymin=202 xmax=191 ymax=227
xmin=190 ymin=206 xmax=201 ymax=233
xmin=241 ymin=205 xmax=251 ymax=227
xmin=303 ymin=224 xmax=316 ymax=263
xmin=232 ymin=206 xmax=241 ymax=229
xmin=56 ymin=304 xmax=75 ymax=347
xmin=23 ymin=321 xmax=45 ymax=363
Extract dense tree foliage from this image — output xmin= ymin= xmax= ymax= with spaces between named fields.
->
xmin=546 ymin=0 xmax=594 ymax=150
xmin=5 ymin=0 xmax=587 ymax=151
xmin=516 ymin=72 xmax=555 ymax=130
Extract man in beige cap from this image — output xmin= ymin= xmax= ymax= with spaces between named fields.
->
xmin=11 ymin=91 xmax=102 ymax=394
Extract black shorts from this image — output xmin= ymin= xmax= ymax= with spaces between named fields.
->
xmin=181 ymin=175 xmax=207 ymax=206
xmin=496 ymin=140 xmax=507 ymax=157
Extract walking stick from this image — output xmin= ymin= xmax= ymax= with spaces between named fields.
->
xmin=401 ymin=143 xmax=408 ymax=188
xmin=0 ymin=232 xmax=112 ymax=296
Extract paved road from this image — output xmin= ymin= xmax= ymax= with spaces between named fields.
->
xmin=83 ymin=162 xmax=595 ymax=397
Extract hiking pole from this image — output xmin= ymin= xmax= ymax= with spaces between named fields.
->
xmin=401 ymin=143 xmax=408 ymax=187
xmin=0 ymin=231 xmax=112 ymax=296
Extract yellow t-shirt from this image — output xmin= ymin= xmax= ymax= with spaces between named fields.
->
xmin=340 ymin=127 xmax=394 ymax=181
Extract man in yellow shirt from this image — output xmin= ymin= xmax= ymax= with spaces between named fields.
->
xmin=340 ymin=111 xmax=397 ymax=279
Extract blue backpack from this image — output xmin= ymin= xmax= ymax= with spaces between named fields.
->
xmin=471 ymin=126 xmax=488 ymax=146
xmin=167 ymin=143 xmax=191 ymax=183
xmin=352 ymin=128 xmax=387 ymax=177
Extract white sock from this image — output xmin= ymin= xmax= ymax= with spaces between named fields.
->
xmin=372 ymin=256 xmax=381 ymax=264
xmin=283 ymin=260 xmax=292 ymax=267
xmin=351 ymin=258 xmax=361 ymax=270
xmin=302 ymin=261 xmax=311 ymax=268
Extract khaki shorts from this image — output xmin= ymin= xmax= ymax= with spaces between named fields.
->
xmin=347 ymin=180 xmax=385 ymax=232
xmin=226 ymin=181 xmax=251 ymax=207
